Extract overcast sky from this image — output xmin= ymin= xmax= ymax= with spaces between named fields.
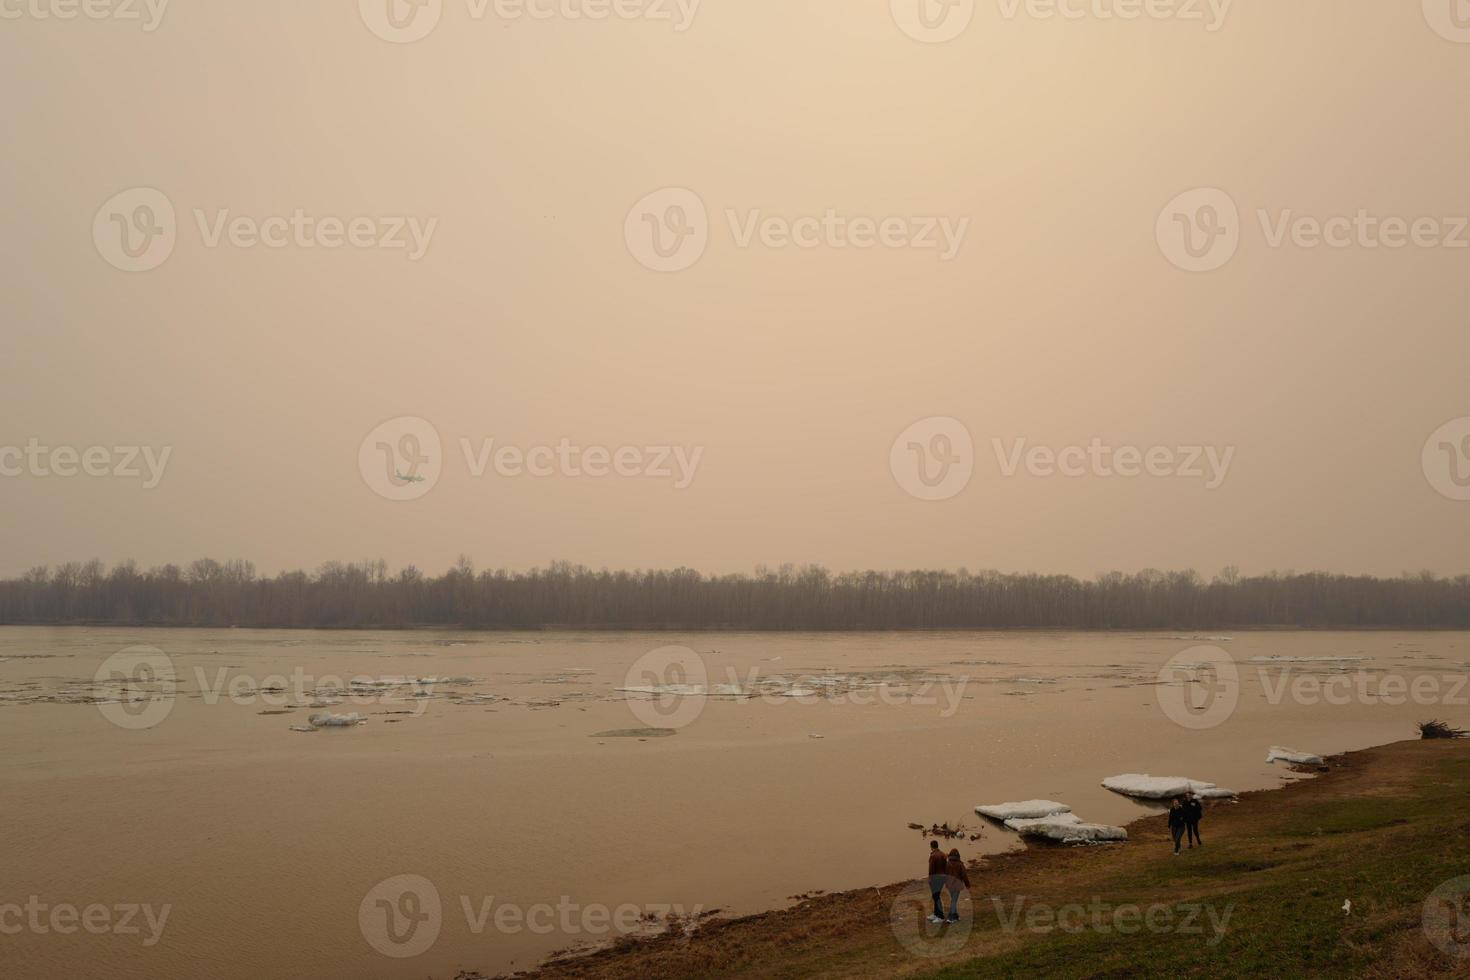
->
xmin=3 ymin=1 xmax=1469 ymax=579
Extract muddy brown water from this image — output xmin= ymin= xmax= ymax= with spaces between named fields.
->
xmin=2 ymin=627 xmax=1464 ymax=979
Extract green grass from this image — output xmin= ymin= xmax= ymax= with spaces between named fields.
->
xmin=927 ymin=753 xmax=1470 ymax=979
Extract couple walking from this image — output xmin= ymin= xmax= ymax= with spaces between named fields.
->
xmin=926 ymin=839 xmax=971 ymax=923
xmin=1167 ymin=794 xmax=1204 ymax=854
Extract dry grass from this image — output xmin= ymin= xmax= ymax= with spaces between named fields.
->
xmin=480 ymin=740 xmax=1470 ymax=980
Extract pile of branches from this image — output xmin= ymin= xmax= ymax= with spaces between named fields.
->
xmin=1418 ymin=719 xmax=1468 ymax=739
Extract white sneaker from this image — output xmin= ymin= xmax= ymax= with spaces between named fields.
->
xmin=927 ymin=915 xmax=944 ymax=924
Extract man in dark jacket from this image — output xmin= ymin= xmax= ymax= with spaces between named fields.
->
xmin=1184 ymin=794 xmax=1204 ymax=848
xmin=1167 ymin=798 xmax=1188 ymax=855
xmin=927 ymin=840 xmax=948 ymax=921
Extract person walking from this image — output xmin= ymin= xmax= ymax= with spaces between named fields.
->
xmin=1184 ymin=793 xmax=1204 ymax=848
xmin=926 ymin=840 xmax=948 ymax=923
xmin=943 ymin=848 xmax=972 ymax=922
xmin=1167 ymin=798 xmax=1188 ymax=855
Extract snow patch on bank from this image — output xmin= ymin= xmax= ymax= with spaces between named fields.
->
xmin=1102 ymin=774 xmax=1236 ymax=800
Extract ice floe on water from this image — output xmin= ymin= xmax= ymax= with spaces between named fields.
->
xmin=1266 ymin=746 xmax=1324 ymax=765
xmin=618 ymin=683 xmax=748 ymax=697
xmin=1102 ymin=774 xmax=1236 ymax=800
xmin=1248 ymin=655 xmax=1369 ymax=664
xmin=975 ymin=800 xmax=1072 ymax=821
xmin=308 ymin=711 xmax=364 ymax=728
xmin=1170 ymin=635 xmax=1233 ymax=642
xmin=1004 ymin=812 xmax=1127 ymax=844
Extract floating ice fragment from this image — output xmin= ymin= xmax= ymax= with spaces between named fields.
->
xmin=308 ymin=711 xmax=365 ymax=728
xmin=1004 ymin=812 xmax=1127 ymax=844
xmin=1102 ymin=774 xmax=1236 ymax=799
xmin=975 ymin=800 xmax=1072 ymax=821
xmin=1266 ymin=746 xmax=1324 ymax=765
xmin=1248 ymin=655 xmax=1368 ymax=664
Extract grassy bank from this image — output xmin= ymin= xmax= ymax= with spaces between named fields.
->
xmin=497 ymin=740 xmax=1470 ymax=979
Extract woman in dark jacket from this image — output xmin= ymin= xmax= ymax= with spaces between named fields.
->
xmin=944 ymin=848 xmax=971 ymax=922
xmin=1167 ymin=798 xmax=1188 ymax=855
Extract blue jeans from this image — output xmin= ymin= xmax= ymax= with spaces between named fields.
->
xmin=928 ymin=875 xmax=946 ymax=918
xmin=948 ymin=888 xmax=964 ymax=919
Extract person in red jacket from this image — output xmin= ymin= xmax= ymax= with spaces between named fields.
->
xmin=944 ymin=848 xmax=972 ymax=922
xmin=926 ymin=840 xmax=948 ymax=922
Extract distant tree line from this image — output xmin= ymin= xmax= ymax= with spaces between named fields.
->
xmin=1 ymin=558 xmax=1468 ymax=630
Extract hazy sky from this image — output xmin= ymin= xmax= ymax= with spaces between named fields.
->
xmin=3 ymin=1 xmax=1469 ymax=580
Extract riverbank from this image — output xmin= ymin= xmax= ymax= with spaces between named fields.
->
xmin=495 ymin=739 xmax=1470 ymax=979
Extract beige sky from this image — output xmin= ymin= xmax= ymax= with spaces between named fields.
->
xmin=2 ymin=1 xmax=1469 ymax=580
